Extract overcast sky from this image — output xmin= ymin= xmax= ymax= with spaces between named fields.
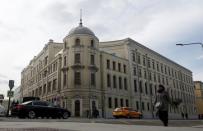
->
xmin=0 ymin=0 xmax=203 ymax=98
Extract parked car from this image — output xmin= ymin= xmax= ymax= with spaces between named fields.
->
xmin=0 ymin=105 xmax=6 ymax=116
xmin=11 ymin=100 xmax=71 ymax=119
xmin=112 ymin=107 xmax=142 ymax=119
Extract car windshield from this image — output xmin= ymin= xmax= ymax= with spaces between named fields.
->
xmin=22 ymin=101 xmax=32 ymax=105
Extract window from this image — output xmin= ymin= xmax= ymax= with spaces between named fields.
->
xmin=123 ymin=64 xmax=126 ymax=73
xmin=147 ymin=103 xmax=150 ymax=111
xmin=126 ymin=99 xmax=129 ymax=107
xmin=136 ymin=101 xmax=139 ymax=110
xmin=157 ymin=62 xmax=159 ymax=72
xmin=133 ymin=67 xmax=136 ymax=76
xmin=91 ymin=40 xmax=94 ymax=47
xmin=107 ymin=74 xmax=111 ymax=87
xmin=53 ymin=79 xmax=57 ymax=90
xmin=48 ymin=81 xmax=51 ymax=93
xmin=114 ymin=98 xmax=118 ymax=108
xmin=91 ymin=73 xmax=96 ymax=86
xmin=142 ymin=102 xmax=145 ymax=111
xmin=113 ymin=61 xmax=116 ymax=70
xmin=43 ymin=84 xmax=46 ymax=94
xmin=90 ymin=55 xmax=95 ymax=65
xmin=64 ymin=56 xmax=66 ymax=66
xmin=150 ymin=84 xmax=153 ymax=95
xmin=44 ymin=56 xmax=48 ymax=66
xmin=75 ymin=38 xmax=80 ymax=46
xmin=63 ymin=72 xmax=67 ymax=86
xmin=138 ymin=68 xmax=142 ymax=77
xmin=134 ymin=79 xmax=137 ymax=92
xmin=108 ymin=97 xmax=112 ymax=108
xmin=119 ymin=77 xmax=122 ymax=89
xmin=74 ymin=72 xmax=81 ymax=85
xmin=124 ymin=78 xmax=127 ymax=90
xmin=118 ymin=63 xmax=121 ymax=72
xmin=107 ymin=59 xmax=110 ymax=69
xmin=120 ymin=99 xmax=123 ymax=107
xmin=147 ymin=58 xmax=151 ymax=68
xmin=75 ymin=53 xmax=80 ymax=64
xmin=113 ymin=75 xmax=117 ymax=89
xmin=132 ymin=53 xmax=135 ymax=62
xmin=139 ymin=81 xmax=143 ymax=93
xmin=143 ymin=56 xmax=146 ymax=66
xmin=145 ymin=82 xmax=148 ymax=94
xmin=138 ymin=55 xmax=141 ymax=64
xmin=152 ymin=60 xmax=155 ymax=69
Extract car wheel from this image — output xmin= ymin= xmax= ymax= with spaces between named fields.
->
xmin=62 ymin=112 xmax=69 ymax=119
xmin=28 ymin=111 xmax=36 ymax=119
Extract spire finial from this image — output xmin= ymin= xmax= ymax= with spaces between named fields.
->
xmin=79 ymin=9 xmax=82 ymax=26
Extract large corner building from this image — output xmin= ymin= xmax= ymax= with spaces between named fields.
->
xmin=20 ymin=20 xmax=196 ymax=119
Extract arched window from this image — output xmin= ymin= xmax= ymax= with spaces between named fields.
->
xmin=91 ymin=39 xmax=94 ymax=47
xmin=75 ymin=38 xmax=80 ymax=46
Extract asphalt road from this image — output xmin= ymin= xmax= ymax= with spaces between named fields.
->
xmin=0 ymin=117 xmax=203 ymax=127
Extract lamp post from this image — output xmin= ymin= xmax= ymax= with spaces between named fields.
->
xmin=176 ymin=43 xmax=203 ymax=49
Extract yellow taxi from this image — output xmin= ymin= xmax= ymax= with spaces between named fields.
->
xmin=112 ymin=107 xmax=142 ymax=119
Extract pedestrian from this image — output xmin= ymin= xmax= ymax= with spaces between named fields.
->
xmin=154 ymin=84 xmax=171 ymax=127
xmin=181 ymin=112 xmax=184 ymax=119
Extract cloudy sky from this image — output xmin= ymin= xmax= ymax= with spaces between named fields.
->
xmin=0 ymin=0 xmax=203 ymax=98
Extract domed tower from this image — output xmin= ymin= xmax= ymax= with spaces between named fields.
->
xmin=62 ymin=18 xmax=101 ymax=117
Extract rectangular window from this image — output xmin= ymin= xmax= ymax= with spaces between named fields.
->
xmin=118 ymin=63 xmax=121 ymax=72
xmin=147 ymin=103 xmax=150 ymax=111
xmin=126 ymin=99 xmax=129 ymax=107
xmin=107 ymin=74 xmax=111 ymax=87
xmin=152 ymin=60 xmax=155 ymax=69
xmin=107 ymin=59 xmax=110 ymax=69
xmin=139 ymin=81 xmax=143 ymax=93
xmin=120 ymin=99 xmax=123 ymax=107
xmin=134 ymin=79 xmax=137 ymax=92
xmin=133 ymin=67 xmax=136 ymax=76
xmin=136 ymin=101 xmax=139 ymax=110
xmin=132 ymin=53 xmax=135 ymax=62
xmin=142 ymin=102 xmax=145 ymax=111
xmin=91 ymin=73 xmax=96 ymax=86
xmin=75 ymin=53 xmax=80 ymax=64
xmin=64 ymin=56 xmax=66 ymax=66
xmin=113 ymin=61 xmax=116 ymax=70
xmin=48 ymin=81 xmax=51 ymax=93
xmin=74 ymin=72 xmax=81 ymax=85
xmin=114 ymin=98 xmax=118 ymax=108
xmin=123 ymin=64 xmax=126 ymax=73
xmin=90 ymin=55 xmax=95 ymax=65
xmin=43 ymin=84 xmax=46 ymax=94
xmin=108 ymin=97 xmax=112 ymax=108
xmin=119 ymin=77 xmax=122 ymax=89
xmin=143 ymin=56 xmax=146 ymax=66
xmin=139 ymin=68 xmax=142 ymax=77
xmin=145 ymin=82 xmax=148 ymax=94
xmin=113 ymin=75 xmax=117 ymax=89
xmin=44 ymin=56 xmax=48 ymax=66
xmin=53 ymin=79 xmax=57 ymax=90
xmin=124 ymin=78 xmax=127 ymax=90
xmin=147 ymin=58 xmax=151 ymax=68
xmin=138 ymin=55 xmax=141 ymax=64
xmin=63 ymin=73 xmax=67 ymax=86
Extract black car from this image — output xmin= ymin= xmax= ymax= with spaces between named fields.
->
xmin=11 ymin=100 xmax=71 ymax=119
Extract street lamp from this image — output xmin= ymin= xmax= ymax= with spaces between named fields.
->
xmin=176 ymin=43 xmax=203 ymax=48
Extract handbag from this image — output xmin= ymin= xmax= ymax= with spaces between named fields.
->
xmin=155 ymin=101 xmax=162 ymax=109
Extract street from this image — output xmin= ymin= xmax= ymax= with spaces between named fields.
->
xmin=0 ymin=117 xmax=203 ymax=131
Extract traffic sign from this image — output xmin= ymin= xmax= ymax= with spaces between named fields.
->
xmin=7 ymin=91 xmax=14 ymax=97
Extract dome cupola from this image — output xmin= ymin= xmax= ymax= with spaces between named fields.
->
xmin=68 ymin=18 xmax=95 ymax=37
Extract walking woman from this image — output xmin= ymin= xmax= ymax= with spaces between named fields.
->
xmin=154 ymin=84 xmax=171 ymax=126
